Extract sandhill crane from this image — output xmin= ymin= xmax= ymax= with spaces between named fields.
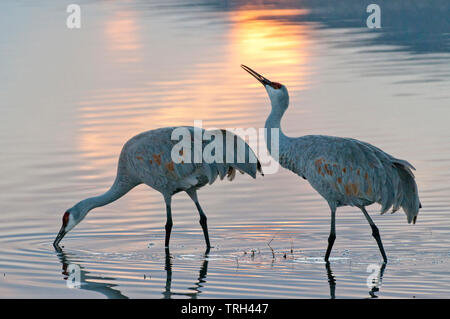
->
xmin=53 ymin=126 xmax=263 ymax=249
xmin=241 ymin=64 xmax=421 ymax=262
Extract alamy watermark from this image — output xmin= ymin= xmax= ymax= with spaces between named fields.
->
xmin=170 ymin=120 xmax=280 ymax=175
xmin=66 ymin=263 xmax=81 ymax=288
xmin=366 ymin=4 xmax=381 ymax=29
xmin=366 ymin=263 xmax=383 ymax=289
xmin=66 ymin=4 xmax=81 ymax=29
xmin=66 ymin=4 xmax=381 ymax=30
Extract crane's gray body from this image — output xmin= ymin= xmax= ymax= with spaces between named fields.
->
xmin=117 ymin=126 xmax=261 ymax=197
xmin=277 ymin=134 xmax=420 ymax=223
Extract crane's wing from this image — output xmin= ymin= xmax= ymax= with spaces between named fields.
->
xmin=123 ymin=127 xmax=262 ymax=191
xmin=288 ymin=135 xmax=420 ymax=221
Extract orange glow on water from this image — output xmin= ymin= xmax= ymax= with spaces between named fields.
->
xmin=104 ymin=11 xmax=141 ymax=63
xmin=230 ymin=8 xmax=309 ymax=68
xmin=77 ymin=7 xmax=311 ymax=178
xmin=151 ymin=8 xmax=311 ymax=125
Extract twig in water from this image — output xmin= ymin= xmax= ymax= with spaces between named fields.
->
xmin=267 ymin=232 xmax=280 ymax=259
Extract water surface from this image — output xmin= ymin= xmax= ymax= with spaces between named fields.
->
xmin=1 ymin=0 xmax=450 ymax=298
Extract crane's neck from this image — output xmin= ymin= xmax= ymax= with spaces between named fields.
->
xmin=75 ymin=179 xmax=136 ymax=216
xmin=265 ymin=108 xmax=289 ymax=156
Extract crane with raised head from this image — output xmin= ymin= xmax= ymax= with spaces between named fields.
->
xmin=53 ymin=126 xmax=263 ymax=249
xmin=241 ymin=64 xmax=421 ymax=263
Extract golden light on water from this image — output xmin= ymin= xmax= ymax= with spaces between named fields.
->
xmin=104 ymin=11 xmax=141 ymax=63
xmin=230 ymin=9 xmax=310 ymax=68
xmin=76 ymin=7 xmax=311 ymax=177
xmin=152 ymin=8 xmax=311 ymax=125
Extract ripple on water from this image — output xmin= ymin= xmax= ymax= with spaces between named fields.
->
xmin=1 ymin=0 xmax=450 ymax=298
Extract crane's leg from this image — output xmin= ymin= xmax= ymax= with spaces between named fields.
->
xmin=324 ymin=207 xmax=336 ymax=262
xmin=186 ymin=189 xmax=211 ymax=248
xmin=164 ymin=196 xmax=173 ymax=248
xmin=325 ymin=262 xmax=336 ymax=299
xmin=360 ymin=206 xmax=387 ymax=263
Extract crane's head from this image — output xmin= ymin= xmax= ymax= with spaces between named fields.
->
xmin=241 ymin=64 xmax=289 ymax=112
xmin=53 ymin=205 xmax=87 ymax=248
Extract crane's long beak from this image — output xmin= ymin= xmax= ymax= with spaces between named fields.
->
xmin=53 ymin=226 xmax=66 ymax=248
xmin=241 ymin=64 xmax=272 ymax=86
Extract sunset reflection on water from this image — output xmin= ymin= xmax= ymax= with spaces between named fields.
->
xmin=77 ymin=7 xmax=312 ymax=177
xmin=1 ymin=0 xmax=450 ymax=298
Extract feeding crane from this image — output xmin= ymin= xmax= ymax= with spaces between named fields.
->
xmin=53 ymin=126 xmax=263 ymax=249
xmin=241 ymin=64 xmax=421 ymax=262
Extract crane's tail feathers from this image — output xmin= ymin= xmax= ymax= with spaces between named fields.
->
xmin=392 ymin=158 xmax=416 ymax=173
xmin=209 ymin=157 xmax=262 ymax=183
xmin=226 ymin=159 xmax=262 ymax=180
xmin=223 ymin=132 xmax=263 ymax=180
xmin=391 ymin=162 xmax=421 ymax=224
xmin=201 ymin=129 xmax=263 ymax=183
xmin=257 ymin=160 xmax=264 ymax=176
xmin=227 ymin=167 xmax=236 ymax=181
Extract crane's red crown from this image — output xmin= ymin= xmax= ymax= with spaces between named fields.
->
xmin=270 ymin=82 xmax=282 ymax=89
xmin=62 ymin=211 xmax=70 ymax=227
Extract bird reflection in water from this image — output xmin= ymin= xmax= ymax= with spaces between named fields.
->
xmin=162 ymin=247 xmax=210 ymax=299
xmin=54 ymin=247 xmax=128 ymax=299
xmin=55 ymin=246 xmax=385 ymax=299
xmin=325 ymin=261 xmax=386 ymax=299
xmin=367 ymin=262 xmax=387 ymax=298
xmin=54 ymin=246 xmax=210 ymax=299
xmin=325 ymin=262 xmax=336 ymax=299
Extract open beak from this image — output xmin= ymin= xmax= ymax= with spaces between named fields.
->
xmin=53 ymin=226 xmax=66 ymax=248
xmin=241 ymin=64 xmax=272 ymax=86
